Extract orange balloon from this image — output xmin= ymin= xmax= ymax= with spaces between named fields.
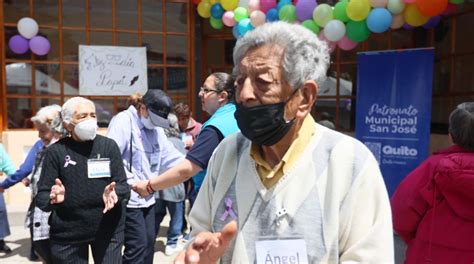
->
xmin=415 ymin=0 xmax=448 ymax=17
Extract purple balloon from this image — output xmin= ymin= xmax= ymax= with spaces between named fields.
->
xmin=423 ymin=16 xmax=441 ymax=29
xmin=403 ymin=24 xmax=413 ymax=30
xmin=8 ymin=35 xmax=29 ymax=54
xmin=296 ymin=0 xmax=317 ymax=21
xmin=29 ymin=36 xmax=51 ymax=56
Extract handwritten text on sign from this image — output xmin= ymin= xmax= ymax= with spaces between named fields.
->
xmin=79 ymin=45 xmax=148 ymax=96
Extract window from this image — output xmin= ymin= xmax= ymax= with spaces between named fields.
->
xmin=2 ymin=0 xmax=194 ymax=129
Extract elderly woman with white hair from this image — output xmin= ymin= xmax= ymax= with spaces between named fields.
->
xmin=175 ymin=22 xmax=393 ymax=263
xmin=0 ymin=104 xmax=62 ymax=261
xmin=35 ymin=97 xmax=130 ymax=264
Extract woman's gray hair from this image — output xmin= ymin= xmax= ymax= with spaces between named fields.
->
xmin=211 ymin=72 xmax=235 ymax=101
xmin=61 ymin=97 xmax=95 ymax=125
xmin=31 ymin=104 xmax=63 ymax=133
xmin=233 ymin=21 xmax=330 ymax=90
xmin=449 ymin=102 xmax=474 ymax=151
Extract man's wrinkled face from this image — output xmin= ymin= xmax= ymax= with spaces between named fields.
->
xmin=67 ymin=103 xmax=96 ymax=133
xmin=235 ymin=44 xmax=294 ymax=108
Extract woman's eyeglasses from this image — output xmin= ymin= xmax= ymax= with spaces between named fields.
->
xmin=200 ymin=86 xmax=220 ymax=94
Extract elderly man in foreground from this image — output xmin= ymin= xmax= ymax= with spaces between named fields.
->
xmin=175 ymin=21 xmax=394 ymax=263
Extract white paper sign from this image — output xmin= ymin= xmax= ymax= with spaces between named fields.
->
xmin=255 ymin=239 xmax=308 ymax=264
xmin=79 ymin=45 xmax=148 ymax=96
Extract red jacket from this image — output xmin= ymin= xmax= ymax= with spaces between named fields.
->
xmin=391 ymin=145 xmax=474 ymax=263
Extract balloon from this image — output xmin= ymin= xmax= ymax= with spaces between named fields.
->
xmin=8 ymin=35 xmax=29 ymax=54
xmin=296 ymin=0 xmax=317 ymax=21
xmin=197 ymin=1 xmax=212 ymax=18
xmin=415 ymin=0 xmax=448 ymax=17
xmin=346 ymin=20 xmax=371 ymax=42
xmin=390 ymin=14 xmax=405 ymax=29
xmin=238 ymin=0 xmax=249 ymax=8
xmin=209 ymin=0 xmax=219 ymax=5
xmin=333 ymin=0 xmax=350 ymax=22
xmin=211 ymin=3 xmax=225 ymax=19
xmin=278 ymin=5 xmax=296 ymax=22
xmin=277 ymin=0 xmax=292 ymax=10
xmin=404 ymin=4 xmax=429 ymax=27
xmin=403 ymin=23 xmax=413 ymax=30
xmin=347 ymin=0 xmax=371 ymax=22
xmin=302 ymin=19 xmax=320 ymax=34
xmin=266 ymin=8 xmax=279 ymax=21
xmin=260 ymin=0 xmax=276 ymax=13
xmin=370 ymin=0 xmax=388 ymax=7
xmin=248 ymin=0 xmax=260 ymax=13
xmin=404 ymin=0 xmax=415 ymax=3
xmin=312 ymin=4 xmax=333 ymax=27
xmin=366 ymin=8 xmax=392 ymax=33
xmin=318 ymin=30 xmax=336 ymax=53
xmin=324 ymin=20 xmax=346 ymax=42
xmin=250 ymin=10 xmax=266 ymax=27
xmin=221 ymin=0 xmax=239 ymax=10
xmin=387 ymin=0 xmax=405 ymax=14
xmin=422 ymin=16 xmax=441 ymax=29
xmin=193 ymin=0 xmax=202 ymax=5
xmin=232 ymin=25 xmax=242 ymax=38
xmin=442 ymin=3 xmax=459 ymax=15
xmin=222 ymin=11 xmax=237 ymax=26
xmin=337 ymin=35 xmax=358 ymax=50
xmin=237 ymin=18 xmax=254 ymax=35
xmin=17 ymin=17 xmax=39 ymax=39
xmin=234 ymin=7 xmax=249 ymax=22
xmin=210 ymin=17 xmax=224 ymax=29
xmin=29 ymin=36 xmax=51 ymax=56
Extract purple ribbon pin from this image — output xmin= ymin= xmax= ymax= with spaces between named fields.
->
xmin=220 ymin=197 xmax=237 ymax=221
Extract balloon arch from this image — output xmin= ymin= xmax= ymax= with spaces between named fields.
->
xmin=195 ymin=0 xmax=463 ymax=51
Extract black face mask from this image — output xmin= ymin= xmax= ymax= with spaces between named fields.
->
xmin=234 ymin=91 xmax=298 ymax=146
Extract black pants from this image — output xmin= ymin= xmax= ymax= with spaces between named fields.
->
xmin=122 ymin=206 xmax=155 ymax=264
xmin=50 ymin=231 xmax=124 ymax=264
xmin=32 ymin=239 xmax=52 ymax=264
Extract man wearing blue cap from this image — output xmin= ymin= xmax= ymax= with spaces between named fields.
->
xmin=107 ymin=89 xmax=184 ymax=264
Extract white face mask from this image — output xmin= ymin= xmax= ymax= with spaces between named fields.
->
xmin=140 ymin=116 xmax=156 ymax=130
xmin=73 ymin=119 xmax=98 ymax=141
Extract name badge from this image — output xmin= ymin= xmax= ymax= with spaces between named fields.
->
xmin=150 ymin=154 xmax=159 ymax=172
xmin=87 ymin=158 xmax=111 ymax=178
xmin=255 ymin=239 xmax=308 ymax=264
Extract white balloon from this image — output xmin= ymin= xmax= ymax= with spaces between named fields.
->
xmin=387 ymin=0 xmax=405 ymax=15
xmin=248 ymin=0 xmax=260 ymax=13
xmin=238 ymin=0 xmax=249 ymax=8
xmin=250 ymin=10 xmax=266 ymax=27
xmin=324 ymin=20 xmax=346 ymax=42
xmin=17 ymin=17 xmax=39 ymax=39
xmin=370 ymin=0 xmax=388 ymax=7
xmin=390 ymin=14 xmax=404 ymax=29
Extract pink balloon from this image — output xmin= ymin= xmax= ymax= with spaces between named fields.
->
xmin=370 ymin=0 xmax=388 ymax=7
xmin=337 ymin=35 xmax=358 ymax=50
xmin=248 ymin=0 xmax=260 ymax=13
xmin=318 ymin=30 xmax=336 ymax=53
xmin=442 ymin=3 xmax=458 ymax=16
xmin=250 ymin=10 xmax=266 ymax=27
xmin=29 ymin=36 xmax=51 ymax=56
xmin=390 ymin=14 xmax=405 ymax=29
xmin=260 ymin=0 xmax=276 ymax=13
xmin=222 ymin=11 xmax=236 ymax=27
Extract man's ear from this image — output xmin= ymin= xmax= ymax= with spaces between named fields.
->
xmin=295 ymin=80 xmax=318 ymax=119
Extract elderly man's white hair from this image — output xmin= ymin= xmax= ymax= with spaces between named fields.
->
xmin=233 ymin=21 xmax=330 ymax=90
xmin=61 ymin=97 xmax=95 ymax=125
xmin=31 ymin=104 xmax=63 ymax=133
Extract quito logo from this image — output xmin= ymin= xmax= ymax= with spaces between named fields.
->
xmin=382 ymin=145 xmax=418 ymax=156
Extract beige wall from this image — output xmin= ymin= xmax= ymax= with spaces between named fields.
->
xmin=1 ymin=130 xmax=452 ymax=207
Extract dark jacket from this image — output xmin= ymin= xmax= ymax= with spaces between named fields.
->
xmin=36 ymin=135 xmax=130 ymax=244
xmin=391 ymin=145 xmax=474 ymax=263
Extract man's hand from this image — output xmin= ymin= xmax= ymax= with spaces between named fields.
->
xmin=50 ymin=178 xmax=65 ymax=204
xmin=131 ymin=180 xmax=149 ymax=197
xmin=22 ymin=178 xmax=30 ymax=187
xmin=103 ymin=182 xmax=118 ymax=213
xmin=173 ymin=221 xmax=238 ymax=264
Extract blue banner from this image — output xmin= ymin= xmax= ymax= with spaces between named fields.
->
xmin=356 ymin=48 xmax=434 ymax=196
